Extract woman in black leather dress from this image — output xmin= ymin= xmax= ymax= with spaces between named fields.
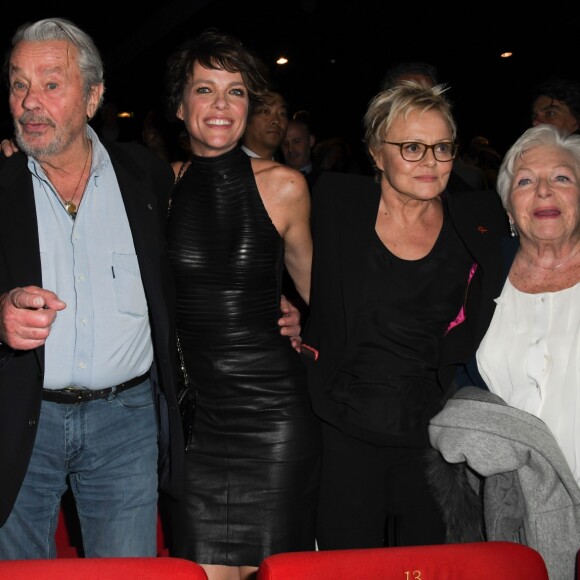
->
xmin=163 ymin=29 xmax=320 ymax=580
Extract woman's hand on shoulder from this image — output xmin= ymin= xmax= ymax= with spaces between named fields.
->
xmin=0 ymin=139 xmax=19 ymax=157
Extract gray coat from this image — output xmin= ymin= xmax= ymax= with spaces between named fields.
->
xmin=428 ymin=387 xmax=580 ymax=580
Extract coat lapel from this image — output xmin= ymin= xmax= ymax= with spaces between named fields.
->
xmin=339 ymin=176 xmax=381 ymax=336
xmin=0 ymin=154 xmax=44 ymax=371
xmin=107 ymin=144 xmax=163 ymax=298
xmin=105 ymin=143 xmax=174 ymax=353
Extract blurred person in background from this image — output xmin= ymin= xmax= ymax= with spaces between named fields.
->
xmin=281 ymin=115 xmax=322 ymax=190
xmin=380 ymin=60 xmax=440 ymax=90
xmin=241 ymin=90 xmax=288 ymax=161
xmin=141 ymin=106 xmax=183 ymax=163
xmin=531 ymin=76 xmax=580 ymax=135
xmin=462 ymin=135 xmax=502 ymax=189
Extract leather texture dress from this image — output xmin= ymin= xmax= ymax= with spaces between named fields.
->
xmin=166 ymin=145 xmax=320 ymax=566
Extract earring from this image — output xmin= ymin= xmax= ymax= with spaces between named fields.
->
xmin=509 ymin=221 xmax=518 ymax=237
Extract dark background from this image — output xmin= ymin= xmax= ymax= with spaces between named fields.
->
xmin=1 ymin=0 xmax=578 ymax=164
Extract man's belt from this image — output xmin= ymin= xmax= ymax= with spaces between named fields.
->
xmin=42 ymin=371 xmax=150 ymax=404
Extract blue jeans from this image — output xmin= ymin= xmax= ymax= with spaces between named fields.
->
xmin=0 ymin=379 xmax=159 ymax=558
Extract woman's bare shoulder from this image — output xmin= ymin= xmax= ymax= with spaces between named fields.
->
xmin=252 ymin=159 xmax=306 ymax=191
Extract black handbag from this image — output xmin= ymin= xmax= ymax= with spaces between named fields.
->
xmin=176 ymin=334 xmax=196 ymax=452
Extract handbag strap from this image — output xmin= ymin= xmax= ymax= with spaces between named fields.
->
xmin=176 ymin=160 xmax=189 ymax=182
xmin=170 ymin=162 xmax=192 ymax=387
xmin=176 ymin=334 xmax=190 ymax=387
xmin=168 ymin=160 xmax=190 ymax=218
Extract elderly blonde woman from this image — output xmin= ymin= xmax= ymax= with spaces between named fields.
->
xmin=302 ymin=81 xmax=509 ymax=550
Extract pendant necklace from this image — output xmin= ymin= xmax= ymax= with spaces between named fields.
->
xmin=64 ymin=140 xmax=92 ymax=219
xmin=519 ymin=245 xmax=580 ymax=271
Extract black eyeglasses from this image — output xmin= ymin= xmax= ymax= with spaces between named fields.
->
xmin=383 ymin=141 xmax=457 ymax=162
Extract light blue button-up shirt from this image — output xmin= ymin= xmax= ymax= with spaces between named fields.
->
xmin=32 ymin=127 xmax=153 ymax=389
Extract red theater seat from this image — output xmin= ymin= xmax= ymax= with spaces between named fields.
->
xmin=256 ymin=542 xmax=549 ymax=580
xmin=0 ymin=557 xmax=207 ymax=579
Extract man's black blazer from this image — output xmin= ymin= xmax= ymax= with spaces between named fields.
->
xmin=0 ymin=140 xmax=183 ymax=526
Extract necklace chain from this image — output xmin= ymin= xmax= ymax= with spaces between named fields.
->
xmin=518 ymin=245 xmax=580 ymax=271
xmin=63 ymin=140 xmax=92 ymax=219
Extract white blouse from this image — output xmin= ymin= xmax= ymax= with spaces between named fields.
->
xmin=477 ymin=278 xmax=580 ymax=485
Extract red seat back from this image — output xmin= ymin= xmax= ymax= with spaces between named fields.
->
xmin=256 ymin=542 xmax=549 ymax=579
xmin=0 ymin=557 xmax=207 ymax=579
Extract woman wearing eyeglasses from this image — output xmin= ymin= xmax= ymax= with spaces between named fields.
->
xmin=302 ymin=81 xmax=509 ymax=549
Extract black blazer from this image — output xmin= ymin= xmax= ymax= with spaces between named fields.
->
xmin=0 ymin=140 xmax=183 ymax=526
xmin=302 ymin=171 xmax=509 ymax=444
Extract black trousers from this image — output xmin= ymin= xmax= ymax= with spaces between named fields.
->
xmin=316 ymin=422 xmax=446 ymax=549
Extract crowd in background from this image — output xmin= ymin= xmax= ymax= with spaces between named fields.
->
xmin=85 ymin=63 xmax=580 ymax=193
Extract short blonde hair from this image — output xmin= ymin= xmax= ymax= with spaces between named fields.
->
xmin=364 ymin=81 xmax=457 ymax=178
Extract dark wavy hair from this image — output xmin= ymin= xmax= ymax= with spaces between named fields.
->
xmin=164 ymin=28 xmax=271 ymax=123
xmin=531 ymin=76 xmax=580 ymax=129
xmin=380 ymin=61 xmax=439 ymax=91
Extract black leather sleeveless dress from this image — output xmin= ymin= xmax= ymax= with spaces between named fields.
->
xmin=166 ymin=146 xmax=320 ymax=566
